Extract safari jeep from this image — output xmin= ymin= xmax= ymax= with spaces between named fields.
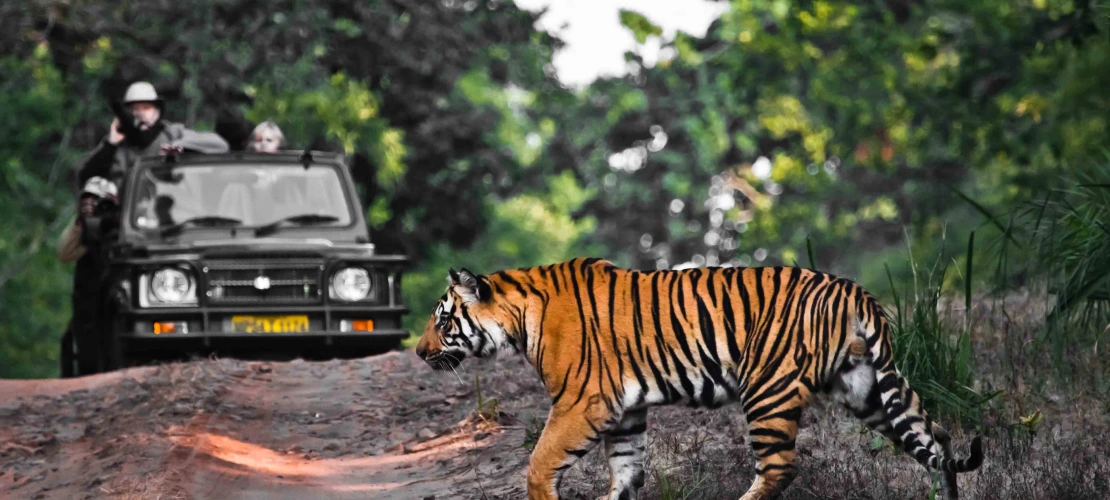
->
xmin=83 ymin=151 xmax=409 ymax=373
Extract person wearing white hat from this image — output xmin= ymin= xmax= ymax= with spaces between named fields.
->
xmin=56 ymin=174 xmax=122 ymax=376
xmin=57 ymin=176 xmax=119 ymax=263
xmin=76 ymin=81 xmax=230 ymax=188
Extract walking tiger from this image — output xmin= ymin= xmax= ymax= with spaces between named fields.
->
xmin=415 ymin=258 xmax=984 ymax=499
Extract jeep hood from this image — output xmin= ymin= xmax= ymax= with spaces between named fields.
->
xmin=129 ymin=238 xmax=380 ymax=259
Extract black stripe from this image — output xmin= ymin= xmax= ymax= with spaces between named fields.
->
xmin=495 ymin=271 xmax=528 ymax=297
xmin=746 ymin=387 xmax=801 ymax=422
xmin=552 ymin=363 xmax=574 ymax=404
xmin=608 ymin=271 xmax=625 ymax=393
xmin=645 ymin=354 xmax=674 ymax=402
xmin=705 ymin=268 xmax=717 ymax=305
xmin=749 ymin=427 xmax=791 ymax=440
xmin=631 ymin=272 xmax=645 ymax=359
xmin=608 ymin=422 xmax=648 ymax=437
xmin=752 ymin=440 xmax=796 ymax=457
xmin=551 ymin=264 xmax=562 ymax=294
xmin=695 ymin=290 xmax=720 ymax=363
xmin=650 ymin=271 xmax=671 ymax=375
xmin=669 ymin=275 xmax=698 ymax=366
xmin=721 ymin=283 xmax=741 ymax=365
xmin=625 ymin=338 xmax=648 ymax=407
xmin=569 ymin=265 xmax=591 ymax=379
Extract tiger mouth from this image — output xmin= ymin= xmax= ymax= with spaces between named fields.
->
xmin=426 ymin=351 xmax=466 ymax=371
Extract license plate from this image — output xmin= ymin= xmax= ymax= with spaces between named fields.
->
xmin=229 ymin=315 xmax=310 ymax=333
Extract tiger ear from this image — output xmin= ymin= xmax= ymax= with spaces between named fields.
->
xmin=447 ymin=268 xmax=461 ymax=287
xmin=456 ymin=268 xmax=491 ymax=303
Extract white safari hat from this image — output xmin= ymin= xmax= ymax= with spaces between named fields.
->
xmin=123 ymin=81 xmax=162 ymax=104
xmin=81 ymin=176 xmax=119 ymax=200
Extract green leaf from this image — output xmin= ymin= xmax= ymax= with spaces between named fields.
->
xmin=619 ymin=10 xmax=663 ymax=44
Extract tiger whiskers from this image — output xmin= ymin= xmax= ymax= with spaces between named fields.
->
xmin=444 ymin=353 xmax=464 ymax=384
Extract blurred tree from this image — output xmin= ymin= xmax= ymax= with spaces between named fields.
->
xmin=2 ymin=0 xmax=1109 ymax=377
xmin=556 ymin=0 xmax=1110 ymax=287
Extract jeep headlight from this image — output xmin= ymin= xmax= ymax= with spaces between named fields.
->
xmin=149 ymin=267 xmax=196 ymax=305
xmin=331 ymin=267 xmax=371 ymax=301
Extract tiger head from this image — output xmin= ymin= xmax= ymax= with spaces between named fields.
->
xmin=415 ymin=268 xmax=509 ymax=370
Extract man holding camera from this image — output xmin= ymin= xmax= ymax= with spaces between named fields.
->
xmin=76 ymin=81 xmax=230 ymax=187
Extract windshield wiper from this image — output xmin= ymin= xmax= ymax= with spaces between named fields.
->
xmin=254 ymin=214 xmax=340 ymax=237
xmin=159 ymin=216 xmax=243 ymax=238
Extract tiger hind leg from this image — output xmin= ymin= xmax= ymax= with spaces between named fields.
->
xmin=598 ymin=407 xmax=647 ymax=500
xmin=739 ymin=381 xmax=810 ymax=500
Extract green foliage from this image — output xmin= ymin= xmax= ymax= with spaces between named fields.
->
xmin=246 ymin=72 xmax=407 ymax=191
xmin=968 ymin=154 xmax=1110 ymax=378
xmin=402 ymin=171 xmax=602 ymax=334
xmin=472 ymin=373 xmax=500 ymax=424
xmin=654 ymin=466 xmax=709 ymax=500
xmin=0 ymin=48 xmax=86 ymax=378
xmin=883 ymin=237 xmax=1000 ymax=426
xmin=1030 ymin=161 xmax=1110 ymax=328
xmin=620 ymin=10 xmax=664 ymax=44
xmin=522 ymin=416 xmax=545 ymax=452
xmin=564 ymin=0 xmax=1110 ymax=279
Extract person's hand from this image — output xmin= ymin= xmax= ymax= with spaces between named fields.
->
xmin=160 ymin=143 xmax=184 ymax=156
xmin=108 ymin=118 xmax=125 ymax=145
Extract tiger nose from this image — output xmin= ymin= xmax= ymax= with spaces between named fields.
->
xmin=416 ymin=343 xmax=429 ymax=360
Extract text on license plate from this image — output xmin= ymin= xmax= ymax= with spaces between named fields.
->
xmin=230 ymin=315 xmax=310 ymax=333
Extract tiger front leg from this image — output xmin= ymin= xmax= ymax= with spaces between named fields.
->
xmin=526 ymin=395 xmax=615 ymax=500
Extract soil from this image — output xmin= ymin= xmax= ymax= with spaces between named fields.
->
xmin=0 ymin=352 xmax=550 ymax=500
xmin=2 ymin=324 xmax=1108 ymax=500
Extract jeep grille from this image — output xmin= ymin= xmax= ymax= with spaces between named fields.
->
xmin=203 ymin=260 xmax=323 ymax=304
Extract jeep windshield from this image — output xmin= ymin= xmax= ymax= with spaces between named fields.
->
xmin=129 ymin=163 xmax=353 ymax=233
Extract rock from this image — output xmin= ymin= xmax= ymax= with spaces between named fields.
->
xmin=387 ymin=430 xmax=408 ymax=442
xmin=323 ymin=442 xmax=340 ymax=451
xmin=417 ymin=428 xmax=436 ymax=440
xmin=172 ymin=404 xmax=191 ymax=416
xmin=474 ymin=432 xmax=490 ymax=441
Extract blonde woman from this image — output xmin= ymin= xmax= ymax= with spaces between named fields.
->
xmin=246 ymin=121 xmax=285 ymax=152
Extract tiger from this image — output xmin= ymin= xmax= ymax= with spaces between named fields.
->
xmin=415 ymin=257 xmax=984 ymax=500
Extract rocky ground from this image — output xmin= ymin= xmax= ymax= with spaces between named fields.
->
xmin=1 ymin=322 xmax=1108 ymax=499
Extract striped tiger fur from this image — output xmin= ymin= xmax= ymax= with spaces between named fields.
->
xmin=415 ymin=257 xmax=984 ymax=500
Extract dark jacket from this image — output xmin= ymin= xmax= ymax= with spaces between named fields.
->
xmin=76 ymin=121 xmax=229 ymax=188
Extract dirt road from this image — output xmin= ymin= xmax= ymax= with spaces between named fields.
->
xmin=3 ymin=343 xmax=1108 ymax=499
xmin=0 ymin=351 xmax=549 ymax=500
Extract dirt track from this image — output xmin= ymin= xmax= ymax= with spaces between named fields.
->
xmin=3 ymin=342 xmax=1109 ymax=499
xmin=0 ymin=351 xmax=551 ymax=500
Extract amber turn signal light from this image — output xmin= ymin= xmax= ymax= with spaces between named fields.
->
xmin=153 ymin=321 xmax=188 ymax=335
xmin=339 ymin=319 xmax=374 ymax=332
